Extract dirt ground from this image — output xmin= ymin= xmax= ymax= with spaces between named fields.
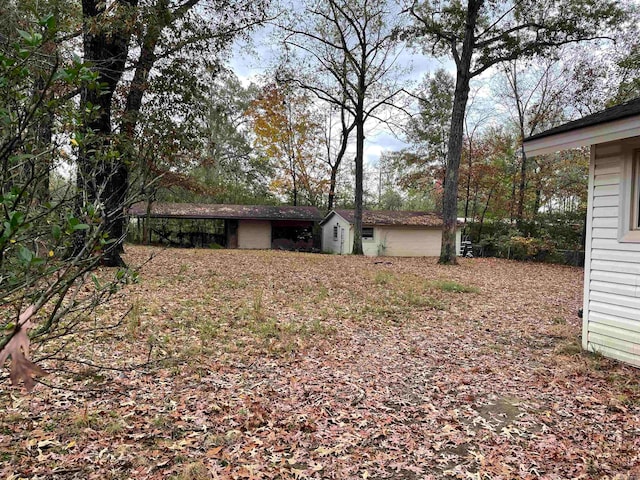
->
xmin=1 ymin=245 xmax=639 ymax=479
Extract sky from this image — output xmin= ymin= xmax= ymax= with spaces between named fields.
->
xmin=227 ymin=18 xmax=446 ymax=170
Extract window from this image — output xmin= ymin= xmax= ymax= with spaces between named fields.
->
xmin=333 ymin=225 xmax=338 ymax=240
xmin=362 ymin=227 xmax=374 ymax=240
xmin=632 ymin=152 xmax=640 ymax=231
xmin=618 ymin=147 xmax=640 ymax=242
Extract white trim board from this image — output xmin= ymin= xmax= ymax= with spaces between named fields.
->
xmin=524 ymin=117 xmax=640 ymax=157
xmin=582 ymin=146 xmax=596 ymax=350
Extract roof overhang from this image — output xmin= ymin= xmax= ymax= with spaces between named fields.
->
xmin=131 ymin=214 xmax=317 ymax=222
xmin=319 ymin=210 xmax=345 ymax=226
xmin=128 ymin=202 xmax=322 ymax=222
xmin=523 ymin=116 xmax=640 ymax=157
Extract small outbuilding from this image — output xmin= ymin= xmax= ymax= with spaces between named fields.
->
xmin=128 ymin=202 xmax=322 ymax=251
xmin=320 ymin=209 xmax=460 ymax=257
xmin=523 ymin=97 xmax=640 ymax=367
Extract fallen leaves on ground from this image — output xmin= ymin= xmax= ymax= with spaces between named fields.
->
xmin=1 ymin=246 xmax=639 ymax=479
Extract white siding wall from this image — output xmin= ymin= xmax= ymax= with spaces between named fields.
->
xmin=321 ymin=216 xmax=456 ymax=257
xmin=585 ymin=140 xmax=640 ymax=367
xmin=321 ymin=215 xmax=351 ymax=254
xmin=362 ymin=228 xmax=379 ymax=256
xmin=376 ymin=227 xmax=442 ymax=256
xmin=237 ymin=220 xmax=271 ymax=249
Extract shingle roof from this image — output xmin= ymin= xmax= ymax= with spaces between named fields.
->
xmin=525 ymin=97 xmax=640 ymax=142
xmin=323 ymin=209 xmax=444 ymax=227
xmin=128 ymin=202 xmax=323 ymax=221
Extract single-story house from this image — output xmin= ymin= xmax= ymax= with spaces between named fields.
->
xmin=523 ymin=97 xmax=640 ymax=367
xmin=128 ymin=202 xmax=322 ymax=250
xmin=320 ymin=209 xmax=461 ymax=257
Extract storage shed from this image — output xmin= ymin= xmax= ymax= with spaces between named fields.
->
xmin=320 ymin=209 xmax=460 ymax=257
xmin=128 ymin=202 xmax=322 ymax=251
xmin=523 ymin=97 xmax=640 ymax=367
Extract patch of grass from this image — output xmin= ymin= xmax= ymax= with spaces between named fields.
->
xmin=104 ymin=419 xmax=124 ymax=435
xmin=358 ymin=303 xmax=404 ymax=321
xmin=610 ymin=392 xmax=637 ymax=407
xmin=374 ymin=270 xmax=394 ymax=285
xmin=236 ymin=288 xmax=335 ymax=345
xmin=252 ymin=289 xmax=265 ymax=322
xmin=2 ymin=413 xmax=25 ymax=424
xmin=422 ymin=296 xmax=447 ymax=310
xmin=250 ymin=317 xmax=279 ymax=339
xmin=206 ymin=431 xmax=240 ymax=447
xmin=486 ymin=343 xmax=505 ymax=353
xmin=586 ymin=348 xmax=617 ymax=371
xmin=169 ymin=461 xmax=213 ymax=480
xmin=557 ymin=340 xmax=582 ymax=356
xmin=399 ymin=288 xmax=446 ymax=310
xmin=226 ymin=277 xmax=249 ymax=289
xmin=127 ymin=297 xmax=143 ymax=337
xmin=241 ymin=314 xmax=335 ymax=356
xmin=72 ymin=410 xmax=101 ymax=430
xmin=152 ymin=414 xmax=171 ymax=430
xmin=198 ymin=318 xmax=220 ymax=341
xmin=307 ymin=318 xmax=336 ymax=336
xmin=71 ymin=368 xmax=107 ymax=384
xmin=316 ymin=285 xmax=329 ymax=301
xmin=428 ymin=279 xmax=479 ymax=293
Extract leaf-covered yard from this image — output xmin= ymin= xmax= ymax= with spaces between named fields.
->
xmin=1 ymin=246 xmax=639 ymax=479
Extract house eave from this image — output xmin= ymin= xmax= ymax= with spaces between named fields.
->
xmin=523 ymin=117 xmax=640 ymax=157
xmin=133 ymin=213 xmax=317 ymax=222
xmin=319 ymin=210 xmax=336 ymax=226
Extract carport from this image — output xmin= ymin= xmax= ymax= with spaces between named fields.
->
xmin=128 ymin=202 xmax=322 ymax=251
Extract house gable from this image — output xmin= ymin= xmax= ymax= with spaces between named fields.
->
xmin=321 ymin=211 xmax=352 ymax=254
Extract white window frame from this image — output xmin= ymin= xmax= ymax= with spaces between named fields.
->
xmin=618 ymin=145 xmax=640 ymax=242
xmin=632 ymin=152 xmax=640 ymax=230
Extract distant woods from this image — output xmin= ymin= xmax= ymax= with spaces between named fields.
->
xmin=1 ymin=0 xmax=637 ymax=263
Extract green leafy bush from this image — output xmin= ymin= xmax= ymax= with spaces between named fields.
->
xmin=1 ymin=16 xmax=139 ymax=390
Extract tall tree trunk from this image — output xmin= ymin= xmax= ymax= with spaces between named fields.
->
xmin=327 ymin=116 xmax=355 ymax=212
xmin=463 ymin=135 xmax=473 ymax=238
xmin=439 ymin=85 xmax=466 ymax=264
xmin=533 ymin=180 xmax=542 ymax=219
xmin=463 ymin=150 xmax=472 ymax=221
xmin=22 ymin=75 xmax=53 ymax=203
xmin=471 ymin=186 xmax=479 ymax=227
xmin=477 ymin=188 xmax=494 ymax=240
xmin=352 ymin=103 xmax=365 ymax=255
xmin=328 ymin=167 xmax=338 ymax=211
xmin=122 ymin=0 xmax=166 ymax=137
xmin=77 ymin=0 xmax=137 ymax=267
xmin=509 ymin=169 xmax=517 ymax=223
xmin=144 ymin=196 xmax=154 ymax=245
xmin=439 ymin=0 xmax=480 ymax=264
xmin=516 ymin=144 xmax=528 ymax=228
xmin=292 ymin=160 xmax=298 ymax=206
